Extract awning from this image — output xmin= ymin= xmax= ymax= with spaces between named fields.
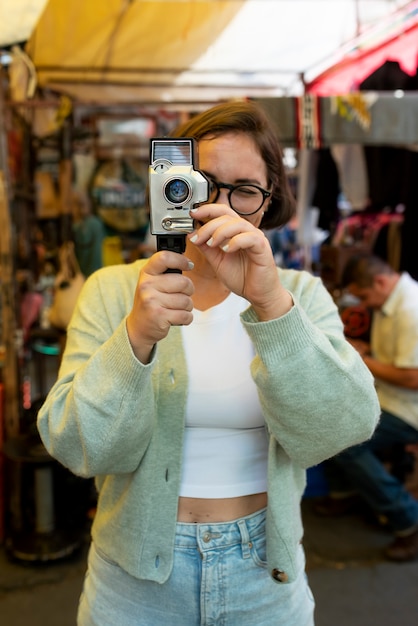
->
xmin=306 ymin=1 xmax=418 ymax=94
xmin=8 ymin=0 xmax=413 ymax=105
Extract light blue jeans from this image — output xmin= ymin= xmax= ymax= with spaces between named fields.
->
xmin=77 ymin=508 xmax=315 ymax=626
xmin=324 ymin=409 xmax=418 ymax=532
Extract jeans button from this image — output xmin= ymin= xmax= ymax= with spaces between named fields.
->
xmin=202 ymin=532 xmax=211 ymax=543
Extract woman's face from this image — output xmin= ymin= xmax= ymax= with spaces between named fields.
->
xmin=197 ymin=132 xmax=270 ymax=228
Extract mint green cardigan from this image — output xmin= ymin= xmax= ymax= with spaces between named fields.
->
xmin=37 ymin=260 xmax=380 ymax=584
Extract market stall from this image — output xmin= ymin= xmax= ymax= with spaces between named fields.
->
xmin=1 ymin=0 xmax=418 ymax=552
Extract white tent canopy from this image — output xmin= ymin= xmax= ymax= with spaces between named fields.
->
xmin=0 ymin=0 xmax=48 ymax=47
xmin=186 ymin=0 xmax=415 ymax=94
xmin=1 ymin=0 xmax=415 ymax=104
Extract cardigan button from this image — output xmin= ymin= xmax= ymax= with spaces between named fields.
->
xmin=271 ymin=568 xmax=288 ymax=583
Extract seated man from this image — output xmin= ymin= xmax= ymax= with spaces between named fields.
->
xmin=317 ymin=253 xmax=418 ymax=561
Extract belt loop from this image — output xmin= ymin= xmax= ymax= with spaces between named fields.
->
xmin=237 ymin=519 xmax=252 ymax=559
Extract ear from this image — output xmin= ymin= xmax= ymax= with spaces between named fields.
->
xmin=374 ymin=274 xmax=390 ymax=294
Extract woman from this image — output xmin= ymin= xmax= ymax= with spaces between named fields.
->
xmin=37 ymin=101 xmax=380 ymax=626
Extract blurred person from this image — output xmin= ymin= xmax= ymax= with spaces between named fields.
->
xmin=71 ymin=188 xmax=106 ymax=276
xmin=38 ymin=101 xmax=379 ymax=626
xmin=316 ymin=254 xmax=418 ymax=562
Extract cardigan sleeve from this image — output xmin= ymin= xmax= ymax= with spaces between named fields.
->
xmin=37 ymin=264 xmax=158 ymax=478
xmin=241 ymin=269 xmax=380 ymax=468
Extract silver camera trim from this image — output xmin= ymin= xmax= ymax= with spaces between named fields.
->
xmin=149 ymin=138 xmax=209 ymax=236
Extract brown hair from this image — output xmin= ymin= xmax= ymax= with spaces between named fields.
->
xmin=170 ymin=100 xmax=296 ymax=230
xmin=342 ymin=254 xmax=396 ymax=288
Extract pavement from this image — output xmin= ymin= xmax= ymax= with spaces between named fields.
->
xmin=1 ymin=496 xmax=418 ymax=626
xmin=303 ymin=498 xmax=418 ymax=626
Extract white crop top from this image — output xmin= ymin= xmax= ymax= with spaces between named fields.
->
xmin=179 ymin=293 xmax=268 ymax=498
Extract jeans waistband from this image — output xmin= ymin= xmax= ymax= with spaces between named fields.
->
xmin=174 ymin=507 xmax=266 ymax=552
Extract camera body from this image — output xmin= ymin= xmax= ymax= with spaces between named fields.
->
xmin=149 ymin=138 xmax=209 ymax=249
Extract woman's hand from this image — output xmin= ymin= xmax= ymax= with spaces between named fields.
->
xmin=188 ymin=204 xmax=293 ymax=321
xmin=126 ymin=252 xmax=195 ymax=363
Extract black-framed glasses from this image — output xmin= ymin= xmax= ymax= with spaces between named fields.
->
xmin=207 ymin=178 xmax=271 ymax=216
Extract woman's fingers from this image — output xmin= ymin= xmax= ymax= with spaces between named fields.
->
xmin=126 ymin=253 xmax=195 ymax=360
xmin=145 ymin=249 xmax=195 ymax=276
xmin=189 ymin=213 xmax=269 ymax=260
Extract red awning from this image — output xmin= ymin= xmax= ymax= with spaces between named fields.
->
xmin=306 ymin=18 xmax=418 ymax=95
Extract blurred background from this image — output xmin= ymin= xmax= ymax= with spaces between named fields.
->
xmin=1 ymin=2 xmax=418 ymax=624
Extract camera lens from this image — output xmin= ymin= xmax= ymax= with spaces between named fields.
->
xmin=164 ymin=178 xmax=190 ymax=204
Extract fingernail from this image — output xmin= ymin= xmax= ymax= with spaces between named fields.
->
xmin=190 ymin=207 xmax=199 ymax=213
xmin=189 ymin=234 xmax=198 ymax=243
xmin=221 ymin=244 xmax=229 ymax=252
xmin=207 ymin=237 xmax=214 ymax=247
xmin=187 ymin=261 xmax=194 ymax=270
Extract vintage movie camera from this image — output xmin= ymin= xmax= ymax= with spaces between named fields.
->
xmin=148 ymin=138 xmax=209 ymax=256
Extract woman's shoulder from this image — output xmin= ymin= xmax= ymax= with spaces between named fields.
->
xmin=278 ymin=266 xmax=322 ymax=291
xmin=79 ymin=260 xmax=147 ymax=310
xmin=277 ymin=266 xmax=334 ymax=309
xmin=75 ymin=261 xmax=148 ymax=320
xmin=87 ymin=259 xmax=147 ymax=286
